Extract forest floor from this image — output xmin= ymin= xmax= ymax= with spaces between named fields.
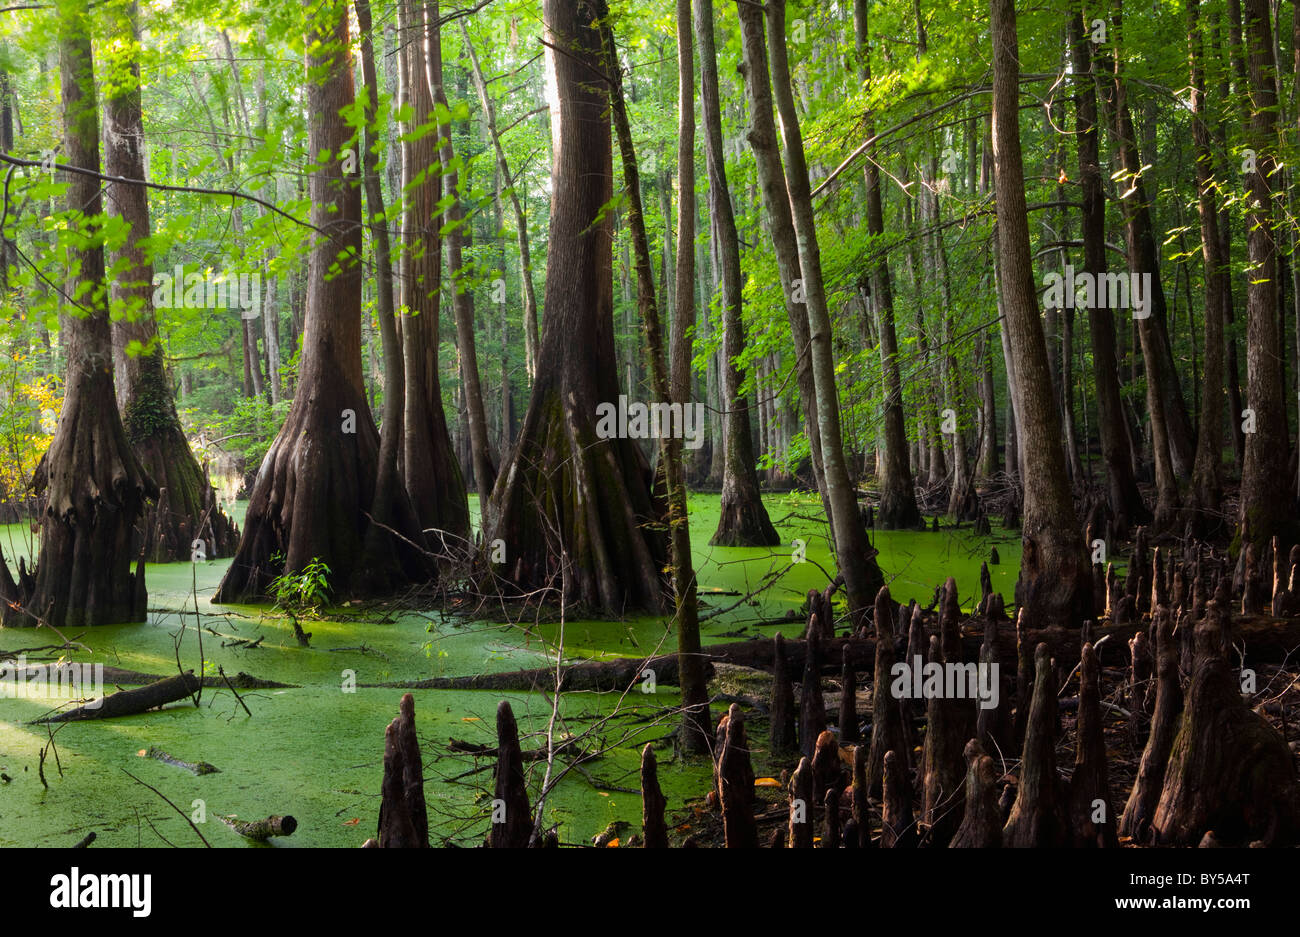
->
xmin=0 ymin=492 xmax=1027 ymax=847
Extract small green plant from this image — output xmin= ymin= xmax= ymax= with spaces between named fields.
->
xmin=269 ymin=557 xmax=332 ymax=616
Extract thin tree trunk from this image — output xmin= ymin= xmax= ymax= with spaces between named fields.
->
xmin=460 ymin=23 xmax=539 ymax=383
xmin=989 ymin=0 xmax=1090 ymax=627
xmin=744 ymin=0 xmax=886 ymax=625
xmin=1070 ymin=5 xmax=1149 ymax=534
xmin=600 ymin=2 xmax=710 ymax=752
xmin=697 ymin=0 xmax=777 ymax=548
xmin=430 ymin=1 xmax=494 ymax=533
xmin=855 ymin=0 xmax=921 ymax=529
xmin=1188 ymin=0 xmax=1228 ymax=530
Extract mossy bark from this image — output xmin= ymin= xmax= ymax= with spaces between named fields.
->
xmin=0 ymin=7 xmax=153 ymax=628
xmin=486 ymin=0 xmax=666 ymax=614
xmin=214 ymin=0 xmax=429 ymax=602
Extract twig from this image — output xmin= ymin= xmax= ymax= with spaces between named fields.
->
xmin=218 ymin=666 xmax=253 ymax=718
xmin=121 ymin=769 xmax=212 ymax=847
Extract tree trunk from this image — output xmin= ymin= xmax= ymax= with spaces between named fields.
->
xmin=215 ymin=0 xmax=428 ymax=601
xmin=855 ymin=0 xmax=922 ymax=529
xmin=1238 ymin=0 xmax=1295 ymax=551
xmin=1069 ymin=5 xmax=1148 ymax=535
xmin=430 ymin=2 xmax=494 ymax=534
xmin=990 ymin=0 xmax=1090 ymax=628
xmin=0 ymin=2 xmax=153 ymax=628
xmin=485 ymin=0 xmax=668 ymax=615
xmin=102 ymin=0 xmax=237 ymax=564
xmin=698 ymin=0 xmax=777 ymax=549
xmin=460 ymin=23 xmax=539 ymax=384
xmin=396 ymin=0 xmax=469 ymax=547
xmin=1187 ymin=0 xmax=1228 ymax=532
xmin=740 ymin=0 xmax=886 ymax=626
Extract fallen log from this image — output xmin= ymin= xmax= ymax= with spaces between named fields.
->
xmin=219 ymin=814 xmax=297 ymax=841
xmin=2 ymin=663 xmax=295 ymax=689
xmin=31 ymin=672 xmax=201 ymax=724
xmin=363 ymin=615 xmax=1300 ymax=694
xmin=147 ymin=746 xmax=219 ymax=776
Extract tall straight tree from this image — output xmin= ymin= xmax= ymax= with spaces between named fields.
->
xmin=1069 ymin=4 xmax=1147 ymax=534
xmin=602 ymin=4 xmax=710 ymax=751
xmin=989 ymin=0 xmax=1090 ymax=628
xmin=1107 ymin=9 xmax=1181 ymax=532
xmin=430 ymin=0 xmax=494 ymax=534
xmin=0 ymin=0 xmax=153 ymax=627
xmin=216 ymin=0 xmax=427 ymax=601
xmin=698 ymin=0 xmax=828 ymax=518
xmin=396 ymin=0 xmax=469 ymax=546
xmin=1238 ymin=0 xmax=1295 ymax=548
xmin=461 ymin=22 xmax=539 ymax=382
xmin=696 ymin=0 xmax=777 ymax=548
xmin=855 ymin=0 xmax=921 ymax=530
xmin=1099 ymin=5 xmax=1196 ymax=480
xmin=486 ymin=0 xmax=668 ymax=613
xmin=745 ymin=0 xmax=885 ymax=625
xmin=1187 ymin=0 xmax=1228 ymax=530
xmin=102 ymin=0 xmax=237 ymax=563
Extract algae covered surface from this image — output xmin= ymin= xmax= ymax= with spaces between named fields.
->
xmin=0 ymin=492 xmax=1019 ymax=847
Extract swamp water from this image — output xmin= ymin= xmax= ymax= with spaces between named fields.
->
xmin=0 ymin=492 xmax=1021 ymax=847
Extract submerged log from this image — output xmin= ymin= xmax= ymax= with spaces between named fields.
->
xmin=373 ymin=617 xmax=1300 ymax=694
xmin=32 ymin=671 xmax=200 ymax=723
xmin=219 ymin=814 xmax=296 ymax=841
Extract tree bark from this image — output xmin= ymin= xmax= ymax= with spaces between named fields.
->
xmin=1069 ymin=5 xmax=1148 ymax=535
xmin=0 ymin=2 xmax=153 ymax=627
xmin=102 ymin=0 xmax=237 ymax=564
xmin=215 ymin=0 xmax=428 ymax=601
xmin=602 ymin=7 xmax=711 ymax=750
xmin=990 ymin=0 xmax=1090 ymax=628
xmin=485 ymin=0 xmax=668 ymax=615
xmin=460 ymin=23 xmax=539 ymax=384
xmin=431 ymin=4 xmax=495 ymax=533
xmin=1187 ymin=0 xmax=1229 ymax=531
xmin=396 ymin=0 xmax=469 ymax=547
xmin=742 ymin=0 xmax=885 ymax=626
xmin=1238 ymin=0 xmax=1295 ymax=551
xmin=855 ymin=0 xmax=922 ymax=530
xmin=697 ymin=0 xmax=777 ymax=548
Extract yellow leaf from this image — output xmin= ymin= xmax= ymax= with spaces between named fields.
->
xmin=343 ymin=818 xmax=361 ymax=826
xmin=754 ymin=777 xmax=782 ymax=787
xmin=461 ymin=716 xmax=481 ymax=722
xmin=606 ymin=838 xmax=620 ymax=848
